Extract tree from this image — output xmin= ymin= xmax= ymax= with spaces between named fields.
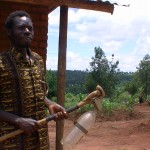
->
xmin=85 ymin=47 xmax=119 ymax=97
xmin=46 ymin=70 xmax=57 ymax=98
xmin=124 ymin=80 xmax=138 ymax=96
xmin=136 ymin=54 xmax=150 ymax=99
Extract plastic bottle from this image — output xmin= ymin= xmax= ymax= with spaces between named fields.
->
xmin=61 ymin=111 xmax=96 ymax=149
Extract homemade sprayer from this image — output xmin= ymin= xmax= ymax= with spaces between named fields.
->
xmin=0 ymin=85 xmax=105 ymax=148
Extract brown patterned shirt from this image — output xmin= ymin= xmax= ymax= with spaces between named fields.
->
xmin=0 ymin=48 xmax=49 ymax=150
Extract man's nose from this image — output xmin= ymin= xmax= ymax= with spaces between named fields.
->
xmin=25 ymin=28 xmax=30 ymax=33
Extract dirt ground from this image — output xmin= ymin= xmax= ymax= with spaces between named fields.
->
xmin=48 ymin=102 xmax=150 ymax=150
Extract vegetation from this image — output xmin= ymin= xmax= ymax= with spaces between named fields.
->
xmin=46 ymin=70 xmax=57 ymax=98
xmin=136 ymin=54 xmax=150 ymax=99
xmin=46 ymin=47 xmax=150 ymax=116
xmin=65 ymin=70 xmax=88 ymax=94
xmin=102 ymin=87 xmax=138 ymax=116
xmin=85 ymin=47 xmax=119 ymax=97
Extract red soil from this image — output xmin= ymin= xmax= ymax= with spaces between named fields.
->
xmin=48 ymin=103 xmax=150 ymax=150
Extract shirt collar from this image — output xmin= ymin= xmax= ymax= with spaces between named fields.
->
xmin=10 ymin=48 xmax=35 ymax=65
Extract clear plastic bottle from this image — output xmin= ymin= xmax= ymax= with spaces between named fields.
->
xmin=61 ymin=111 xmax=96 ymax=149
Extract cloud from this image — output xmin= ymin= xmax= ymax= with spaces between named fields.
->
xmin=46 ymin=51 xmax=91 ymax=71
xmin=46 ymin=56 xmax=58 ymax=70
xmin=47 ymin=0 xmax=150 ymax=72
xmin=66 ymin=51 xmax=91 ymax=70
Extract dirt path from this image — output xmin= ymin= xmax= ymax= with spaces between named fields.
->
xmin=48 ymin=103 xmax=150 ymax=150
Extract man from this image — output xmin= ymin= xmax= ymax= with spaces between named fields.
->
xmin=0 ymin=10 xmax=67 ymax=150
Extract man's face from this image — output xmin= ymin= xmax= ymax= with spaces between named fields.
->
xmin=9 ymin=16 xmax=34 ymax=48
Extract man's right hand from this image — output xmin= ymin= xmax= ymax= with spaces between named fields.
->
xmin=15 ymin=118 xmax=42 ymax=134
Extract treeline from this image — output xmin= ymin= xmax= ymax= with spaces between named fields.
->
xmin=46 ymin=69 xmax=134 ymax=97
xmin=65 ymin=71 xmax=134 ymax=94
xmin=47 ymin=70 xmax=88 ymax=95
xmin=46 ymin=46 xmax=150 ymax=103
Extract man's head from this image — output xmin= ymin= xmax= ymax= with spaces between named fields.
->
xmin=5 ymin=10 xmax=34 ymax=48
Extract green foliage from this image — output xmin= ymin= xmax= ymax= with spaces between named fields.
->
xmin=45 ymin=69 xmax=133 ymax=99
xmin=58 ymin=88 xmax=138 ymax=116
xmin=101 ymin=86 xmax=138 ymax=116
xmin=126 ymin=95 xmax=138 ymax=115
xmin=50 ymin=90 xmax=137 ymax=117
xmin=66 ymin=70 xmax=87 ymax=85
xmin=46 ymin=70 xmax=88 ymax=98
xmin=51 ymin=96 xmax=57 ymax=103
xmin=66 ymin=70 xmax=88 ymax=94
xmin=46 ymin=70 xmax=57 ymax=98
xmin=124 ymin=80 xmax=138 ymax=95
xmin=118 ymin=72 xmax=134 ymax=85
xmin=64 ymin=93 xmax=94 ymax=113
xmin=102 ymin=99 xmax=126 ymax=115
xmin=66 ymin=84 xmax=87 ymax=95
xmin=146 ymin=94 xmax=150 ymax=102
xmin=118 ymin=72 xmax=136 ymax=96
xmin=85 ymin=47 xmax=120 ymax=97
xmin=136 ymin=54 xmax=150 ymax=98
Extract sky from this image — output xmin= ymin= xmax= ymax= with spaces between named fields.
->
xmin=46 ymin=0 xmax=150 ymax=72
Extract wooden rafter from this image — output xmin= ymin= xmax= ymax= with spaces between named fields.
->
xmin=59 ymin=0 xmax=114 ymax=14
xmin=2 ymin=0 xmax=114 ymax=14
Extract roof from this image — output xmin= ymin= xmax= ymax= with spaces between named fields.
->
xmin=1 ymin=0 xmax=130 ymax=17
xmin=1 ymin=0 xmax=115 ymax=14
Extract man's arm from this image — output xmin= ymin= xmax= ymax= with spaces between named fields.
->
xmin=44 ymin=97 xmax=68 ymax=120
xmin=44 ymin=96 xmax=55 ymax=107
xmin=0 ymin=109 xmax=41 ymax=133
xmin=0 ymin=109 xmax=20 ymax=123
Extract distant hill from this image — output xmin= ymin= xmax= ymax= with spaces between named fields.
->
xmin=51 ymin=70 xmax=88 ymax=94
xmin=65 ymin=70 xmax=88 ymax=85
xmin=50 ymin=70 xmax=134 ymax=94
xmin=51 ymin=70 xmax=88 ymax=84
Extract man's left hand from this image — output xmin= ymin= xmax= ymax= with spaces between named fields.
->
xmin=48 ymin=103 xmax=68 ymax=121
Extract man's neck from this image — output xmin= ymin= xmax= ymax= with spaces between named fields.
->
xmin=13 ymin=46 xmax=31 ymax=61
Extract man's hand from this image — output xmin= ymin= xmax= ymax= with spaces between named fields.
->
xmin=15 ymin=118 xmax=42 ymax=134
xmin=48 ymin=103 xmax=68 ymax=121
xmin=0 ymin=109 xmax=41 ymax=134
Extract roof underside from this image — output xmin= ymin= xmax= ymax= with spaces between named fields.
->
xmin=2 ymin=0 xmax=115 ymax=14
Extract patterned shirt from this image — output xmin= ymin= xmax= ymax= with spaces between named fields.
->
xmin=0 ymin=48 xmax=49 ymax=150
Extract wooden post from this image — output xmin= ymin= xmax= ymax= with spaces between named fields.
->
xmin=56 ymin=5 xmax=68 ymax=150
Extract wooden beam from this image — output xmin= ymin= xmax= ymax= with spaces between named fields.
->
xmin=60 ymin=0 xmax=114 ymax=14
xmin=2 ymin=0 xmax=114 ymax=14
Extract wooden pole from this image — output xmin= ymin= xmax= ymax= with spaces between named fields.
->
xmin=56 ymin=5 xmax=68 ymax=150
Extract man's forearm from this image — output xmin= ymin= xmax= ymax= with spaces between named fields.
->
xmin=0 ymin=109 xmax=21 ymax=125
xmin=44 ymin=97 xmax=54 ymax=107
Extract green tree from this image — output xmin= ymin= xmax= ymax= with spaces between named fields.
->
xmin=136 ymin=54 xmax=150 ymax=99
xmin=124 ymin=80 xmax=138 ymax=96
xmin=85 ymin=47 xmax=119 ymax=97
xmin=118 ymin=72 xmax=134 ymax=85
xmin=46 ymin=70 xmax=57 ymax=98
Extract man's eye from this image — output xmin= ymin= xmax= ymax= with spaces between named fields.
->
xmin=28 ymin=27 xmax=33 ymax=31
xmin=17 ymin=27 xmax=24 ymax=30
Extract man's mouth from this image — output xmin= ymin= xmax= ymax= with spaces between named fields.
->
xmin=22 ymin=36 xmax=32 ymax=42
xmin=24 ymin=36 xmax=32 ymax=39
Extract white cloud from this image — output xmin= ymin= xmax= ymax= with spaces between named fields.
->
xmin=46 ymin=56 xmax=58 ymax=70
xmin=46 ymin=51 xmax=91 ymax=71
xmin=48 ymin=8 xmax=60 ymax=25
xmin=47 ymin=0 xmax=150 ymax=72
xmin=66 ymin=51 xmax=91 ymax=70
